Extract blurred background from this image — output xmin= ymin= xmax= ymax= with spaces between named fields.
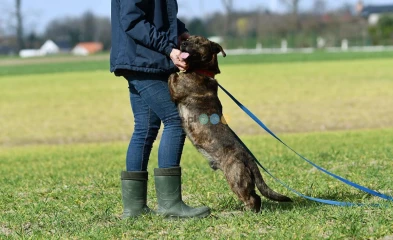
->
xmin=1 ymin=0 xmax=393 ymax=56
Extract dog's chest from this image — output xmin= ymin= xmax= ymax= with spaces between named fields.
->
xmin=178 ymin=105 xmax=217 ymax=165
xmin=177 ymin=105 xmax=203 ymax=144
xmin=177 ymin=104 xmax=194 ymax=136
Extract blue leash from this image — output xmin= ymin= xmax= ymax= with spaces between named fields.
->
xmin=218 ymin=83 xmax=393 ymax=206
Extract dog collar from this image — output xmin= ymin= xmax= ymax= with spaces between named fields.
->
xmin=194 ymin=69 xmax=216 ymax=78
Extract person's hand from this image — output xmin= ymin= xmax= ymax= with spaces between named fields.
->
xmin=170 ymin=48 xmax=188 ymax=71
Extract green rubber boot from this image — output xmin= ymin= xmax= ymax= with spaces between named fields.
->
xmin=154 ymin=167 xmax=210 ymax=218
xmin=121 ymin=171 xmax=151 ymax=219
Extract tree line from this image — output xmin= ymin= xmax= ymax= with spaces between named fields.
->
xmin=3 ymin=0 xmax=393 ymax=52
xmin=44 ymin=12 xmax=111 ymax=50
xmin=184 ymin=1 xmax=393 ymax=48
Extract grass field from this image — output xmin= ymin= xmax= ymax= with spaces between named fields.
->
xmin=1 ymin=51 xmax=393 ymax=76
xmin=1 ymin=52 xmax=393 ymax=239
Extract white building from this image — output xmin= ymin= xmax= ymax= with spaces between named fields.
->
xmin=40 ymin=40 xmax=60 ymax=55
xmin=19 ymin=40 xmax=60 ymax=58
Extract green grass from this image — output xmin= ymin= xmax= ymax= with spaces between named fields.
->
xmin=0 ymin=57 xmax=109 ymax=77
xmin=1 ymin=53 xmax=393 ymax=239
xmin=1 ymin=129 xmax=392 ymax=239
xmin=1 ymin=51 xmax=393 ymax=76
xmin=1 ymin=58 xmax=393 ymax=146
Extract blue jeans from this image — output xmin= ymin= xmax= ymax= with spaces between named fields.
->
xmin=125 ymin=73 xmax=186 ymax=171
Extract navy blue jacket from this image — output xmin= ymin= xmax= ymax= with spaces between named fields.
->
xmin=110 ymin=0 xmax=188 ymax=76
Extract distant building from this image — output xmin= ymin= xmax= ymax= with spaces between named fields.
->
xmin=357 ymin=1 xmax=393 ymax=25
xmin=72 ymin=42 xmax=103 ymax=56
xmin=40 ymin=40 xmax=60 ymax=55
xmin=19 ymin=40 xmax=60 ymax=58
xmin=19 ymin=49 xmax=43 ymax=58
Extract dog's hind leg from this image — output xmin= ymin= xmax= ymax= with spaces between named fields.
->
xmin=227 ymin=183 xmax=261 ymax=212
xmin=249 ymin=190 xmax=261 ymax=212
xmin=223 ymin=162 xmax=261 ymax=212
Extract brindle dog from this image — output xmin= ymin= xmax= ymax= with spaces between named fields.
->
xmin=168 ymin=36 xmax=292 ymax=212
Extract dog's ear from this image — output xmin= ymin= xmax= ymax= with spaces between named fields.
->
xmin=210 ymin=42 xmax=226 ymax=57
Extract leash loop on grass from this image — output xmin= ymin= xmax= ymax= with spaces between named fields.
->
xmin=218 ymin=83 xmax=393 ymax=205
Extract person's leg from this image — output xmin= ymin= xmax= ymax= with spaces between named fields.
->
xmin=126 ymin=81 xmax=161 ymax=171
xmin=128 ymin=76 xmax=186 ymax=168
xmin=121 ymin=77 xmax=162 ymax=218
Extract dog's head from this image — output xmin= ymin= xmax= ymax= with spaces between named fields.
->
xmin=180 ymin=35 xmax=226 ymax=74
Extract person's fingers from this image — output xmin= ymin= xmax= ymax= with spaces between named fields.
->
xmin=175 ymin=60 xmax=188 ymax=70
xmin=170 ymin=49 xmax=181 ymax=63
xmin=170 ymin=48 xmax=189 ymax=71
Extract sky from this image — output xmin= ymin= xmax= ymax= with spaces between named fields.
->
xmin=2 ymin=0 xmax=393 ymax=34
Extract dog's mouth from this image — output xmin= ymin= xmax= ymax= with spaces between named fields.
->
xmin=180 ymin=52 xmax=190 ymax=60
xmin=179 ymin=47 xmax=206 ymax=64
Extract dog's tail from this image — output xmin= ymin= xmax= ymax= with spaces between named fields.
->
xmin=250 ymin=161 xmax=292 ymax=202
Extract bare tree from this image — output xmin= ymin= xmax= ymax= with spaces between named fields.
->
xmin=45 ymin=17 xmax=82 ymax=47
xmin=15 ymin=0 xmax=25 ymax=50
xmin=45 ymin=13 xmax=112 ymax=50
xmin=313 ymin=0 xmax=327 ymax=16
xmin=280 ymin=0 xmax=300 ymax=15
xmin=221 ymin=0 xmax=234 ymax=13
xmin=95 ymin=17 xmax=112 ymax=50
xmin=280 ymin=0 xmax=301 ymax=30
xmin=81 ymin=11 xmax=97 ymax=41
xmin=0 ymin=16 xmax=4 ymax=36
xmin=221 ymin=0 xmax=234 ymax=36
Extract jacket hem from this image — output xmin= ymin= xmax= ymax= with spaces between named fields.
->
xmin=111 ymin=64 xmax=177 ymax=76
